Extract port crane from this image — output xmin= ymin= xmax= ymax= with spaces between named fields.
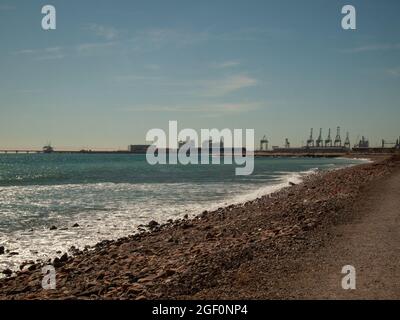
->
xmin=285 ymin=138 xmax=290 ymax=148
xmin=306 ymin=128 xmax=314 ymax=147
xmin=325 ymin=128 xmax=332 ymax=147
xmin=260 ymin=135 xmax=269 ymax=151
xmin=334 ymin=127 xmax=342 ymax=147
xmin=344 ymin=132 xmax=351 ymax=149
xmin=316 ymin=128 xmax=323 ymax=147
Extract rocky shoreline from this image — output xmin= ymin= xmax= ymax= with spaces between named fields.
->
xmin=0 ymin=155 xmax=399 ymax=300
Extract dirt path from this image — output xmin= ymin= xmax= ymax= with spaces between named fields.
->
xmin=285 ymin=168 xmax=400 ymax=299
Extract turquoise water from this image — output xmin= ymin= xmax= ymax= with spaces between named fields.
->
xmin=0 ymin=154 xmax=365 ymax=271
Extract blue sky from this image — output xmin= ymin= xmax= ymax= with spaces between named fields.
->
xmin=0 ymin=0 xmax=399 ymax=149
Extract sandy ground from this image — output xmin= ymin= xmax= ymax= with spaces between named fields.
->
xmin=284 ymin=165 xmax=400 ymax=299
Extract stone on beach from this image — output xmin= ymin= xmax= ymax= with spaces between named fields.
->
xmin=2 ymin=269 xmax=12 ymax=277
xmin=147 ymin=220 xmax=160 ymax=230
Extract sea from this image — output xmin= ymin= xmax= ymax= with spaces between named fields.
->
xmin=0 ymin=154 xmax=367 ymax=271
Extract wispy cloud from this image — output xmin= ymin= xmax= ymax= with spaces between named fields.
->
xmin=14 ymin=46 xmax=65 ymax=60
xmin=113 ymin=74 xmax=258 ymax=97
xmin=12 ymin=27 xmax=273 ymax=61
xmin=13 ymin=18 xmax=122 ymax=59
xmin=38 ymin=47 xmax=65 ymax=60
xmin=121 ymin=102 xmax=262 ymax=116
xmin=84 ymin=23 xmax=120 ymax=40
xmin=113 ymin=74 xmax=164 ymax=83
xmin=201 ymin=75 xmax=257 ymax=97
xmin=76 ymin=41 xmax=116 ymax=55
xmin=128 ymin=27 xmax=273 ymax=53
xmin=14 ymin=49 xmax=36 ymax=55
xmin=342 ymin=43 xmax=400 ymax=53
xmin=387 ymin=67 xmax=400 ymax=77
xmin=129 ymin=28 xmax=210 ymax=52
xmin=15 ymin=41 xmax=118 ymax=60
xmin=212 ymin=60 xmax=241 ymax=69
xmin=212 ymin=27 xmax=286 ymax=42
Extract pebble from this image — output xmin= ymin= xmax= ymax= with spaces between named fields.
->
xmin=2 ymin=269 xmax=12 ymax=277
xmin=147 ymin=220 xmax=159 ymax=228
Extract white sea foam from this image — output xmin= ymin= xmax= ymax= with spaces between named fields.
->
xmin=0 ymin=155 xmax=366 ymax=275
xmin=0 ymin=169 xmax=319 ymax=273
xmin=336 ymin=157 xmax=373 ymax=163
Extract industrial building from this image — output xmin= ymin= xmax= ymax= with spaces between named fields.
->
xmin=128 ymin=145 xmax=151 ymax=154
xmin=258 ymin=128 xmax=400 ymax=155
xmin=267 ymin=127 xmax=350 ymax=154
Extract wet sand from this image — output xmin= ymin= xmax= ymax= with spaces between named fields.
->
xmin=0 ymin=155 xmax=399 ymax=300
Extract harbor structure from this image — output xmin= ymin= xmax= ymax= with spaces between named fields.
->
xmin=306 ymin=128 xmax=314 ymax=147
xmin=344 ymin=132 xmax=351 ymax=149
xmin=316 ymin=129 xmax=323 ymax=148
xmin=325 ymin=128 xmax=332 ymax=147
xmin=128 ymin=145 xmax=151 ymax=153
xmin=334 ymin=127 xmax=342 ymax=147
xmin=260 ymin=135 xmax=269 ymax=151
xmin=257 ymin=128 xmax=399 ymax=155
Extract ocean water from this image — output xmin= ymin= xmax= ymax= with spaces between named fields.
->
xmin=0 ymin=154 xmax=366 ymax=271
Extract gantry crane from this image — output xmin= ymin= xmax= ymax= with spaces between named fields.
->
xmin=306 ymin=128 xmax=314 ymax=147
xmin=334 ymin=126 xmax=342 ymax=147
xmin=260 ymin=135 xmax=269 ymax=151
xmin=344 ymin=132 xmax=351 ymax=149
xmin=325 ymin=128 xmax=332 ymax=147
xmin=316 ymin=128 xmax=323 ymax=147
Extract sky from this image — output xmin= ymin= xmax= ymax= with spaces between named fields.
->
xmin=0 ymin=0 xmax=399 ymax=150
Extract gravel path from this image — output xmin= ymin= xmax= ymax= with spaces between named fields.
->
xmin=284 ymin=165 xmax=400 ymax=299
